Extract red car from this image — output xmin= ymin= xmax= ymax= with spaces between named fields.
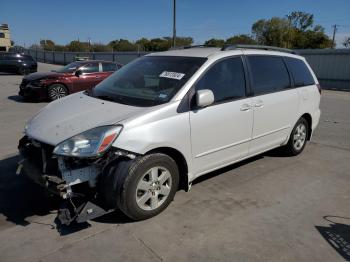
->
xmin=19 ymin=60 xmax=122 ymax=101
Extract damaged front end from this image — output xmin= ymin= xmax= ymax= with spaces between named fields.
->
xmin=18 ymin=135 xmax=135 ymax=225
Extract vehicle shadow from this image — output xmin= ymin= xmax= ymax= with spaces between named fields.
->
xmin=315 ymin=216 xmax=350 ymax=261
xmin=0 ymin=154 xmax=59 ymax=227
xmin=0 ymin=154 xmax=134 ymax=235
xmin=7 ymin=95 xmax=45 ymax=103
xmin=0 ymin=147 xmax=289 ymax=234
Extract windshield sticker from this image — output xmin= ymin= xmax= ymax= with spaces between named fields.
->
xmin=159 ymin=71 xmax=185 ymax=80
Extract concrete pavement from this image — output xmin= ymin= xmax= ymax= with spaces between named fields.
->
xmin=0 ymin=63 xmax=349 ymax=261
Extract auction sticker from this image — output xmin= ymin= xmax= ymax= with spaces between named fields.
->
xmin=159 ymin=71 xmax=185 ymax=80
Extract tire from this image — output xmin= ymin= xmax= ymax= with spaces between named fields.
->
xmin=283 ymin=117 xmax=309 ymax=156
xmin=101 ymin=153 xmax=179 ymax=220
xmin=18 ymin=67 xmax=30 ymax=75
xmin=47 ymin=84 xmax=68 ymax=101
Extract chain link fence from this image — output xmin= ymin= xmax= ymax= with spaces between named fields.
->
xmin=23 ymin=48 xmax=350 ymax=91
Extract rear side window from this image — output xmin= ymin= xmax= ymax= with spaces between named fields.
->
xmin=80 ymin=63 xmax=99 ymax=73
xmin=102 ymin=63 xmax=117 ymax=72
xmin=247 ymin=56 xmax=290 ymax=95
xmin=285 ymin=57 xmax=315 ymax=87
xmin=195 ymin=57 xmax=246 ymax=103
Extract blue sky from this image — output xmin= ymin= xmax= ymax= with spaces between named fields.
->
xmin=2 ymin=0 xmax=350 ymax=47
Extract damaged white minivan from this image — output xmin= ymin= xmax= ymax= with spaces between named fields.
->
xmin=18 ymin=45 xmax=321 ymax=224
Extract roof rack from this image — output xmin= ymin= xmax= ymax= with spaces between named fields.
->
xmin=169 ymin=44 xmax=217 ymax=50
xmin=221 ymin=44 xmax=296 ymax=54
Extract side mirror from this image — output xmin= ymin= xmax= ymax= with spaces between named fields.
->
xmin=75 ymin=69 xmax=82 ymax=77
xmin=196 ymin=89 xmax=214 ymax=108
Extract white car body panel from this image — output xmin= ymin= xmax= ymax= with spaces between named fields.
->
xmin=24 ymin=47 xmax=321 ymax=186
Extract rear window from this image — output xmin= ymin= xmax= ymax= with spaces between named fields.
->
xmin=102 ymin=63 xmax=117 ymax=72
xmin=285 ymin=57 xmax=315 ymax=87
xmin=247 ymin=56 xmax=291 ymax=95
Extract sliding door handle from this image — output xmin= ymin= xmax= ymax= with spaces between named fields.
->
xmin=240 ymin=104 xmax=251 ymax=111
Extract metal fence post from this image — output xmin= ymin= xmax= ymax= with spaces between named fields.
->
xmin=52 ymin=51 xmax=55 ymax=64
xmin=63 ymin=52 xmax=66 ymax=65
xmin=43 ymin=50 xmax=46 ymax=63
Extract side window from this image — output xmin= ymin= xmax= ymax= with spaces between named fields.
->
xmin=247 ymin=56 xmax=290 ymax=95
xmin=285 ymin=57 xmax=315 ymax=87
xmin=80 ymin=63 xmax=99 ymax=74
xmin=195 ymin=57 xmax=246 ymax=103
xmin=102 ymin=63 xmax=117 ymax=72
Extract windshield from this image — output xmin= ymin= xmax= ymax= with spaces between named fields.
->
xmin=56 ymin=62 xmax=84 ymax=73
xmin=91 ymin=56 xmax=207 ymax=107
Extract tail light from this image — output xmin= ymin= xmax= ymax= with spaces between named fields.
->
xmin=316 ymin=83 xmax=322 ymax=95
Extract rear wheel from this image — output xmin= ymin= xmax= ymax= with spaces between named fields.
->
xmin=18 ymin=67 xmax=30 ymax=75
xmin=102 ymin=153 xmax=179 ymax=220
xmin=47 ymin=84 xmax=68 ymax=101
xmin=283 ymin=117 xmax=309 ymax=156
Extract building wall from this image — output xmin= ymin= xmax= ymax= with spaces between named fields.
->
xmin=297 ymin=49 xmax=350 ymax=91
xmin=0 ymin=24 xmax=12 ymax=52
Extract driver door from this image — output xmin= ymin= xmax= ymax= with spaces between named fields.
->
xmin=72 ymin=62 xmax=100 ymax=92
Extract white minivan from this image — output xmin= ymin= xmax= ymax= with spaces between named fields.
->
xmin=18 ymin=45 xmax=321 ymax=224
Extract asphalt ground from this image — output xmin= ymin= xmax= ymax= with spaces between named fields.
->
xmin=0 ymin=63 xmax=349 ymax=262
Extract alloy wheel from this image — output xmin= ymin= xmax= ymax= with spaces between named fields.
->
xmin=293 ymin=123 xmax=307 ymax=151
xmin=48 ymin=85 xmax=67 ymax=100
xmin=135 ymin=166 xmax=172 ymax=211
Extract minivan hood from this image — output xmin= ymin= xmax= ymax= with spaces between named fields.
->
xmin=25 ymin=93 xmax=145 ymax=145
xmin=24 ymin=71 xmax=67 ymax=81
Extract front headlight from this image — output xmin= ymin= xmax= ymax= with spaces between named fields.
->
xmin=53 ymin=125 xmax=123 ymax=157
xmin=31 ymin=79 xmax=45 ymax=87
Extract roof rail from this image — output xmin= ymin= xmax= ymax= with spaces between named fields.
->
xmin=221 ymin=44 xmax=296 ymax=54
xmin=169 ymin=44 xmax=217 ymax=50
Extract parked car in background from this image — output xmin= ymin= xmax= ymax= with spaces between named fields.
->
xmin=0 ymin=52 xmax=37 ymax=75
xmin=19 ymin=60 xmax=122 ymax=101
xmin=19 ymin=45 xmax=321 ymax=224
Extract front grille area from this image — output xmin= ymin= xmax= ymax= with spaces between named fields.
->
xmin=19 ymin=136 xmax=59 ymax=176
xmin=20 ymin=79 xmax=30 ymax=90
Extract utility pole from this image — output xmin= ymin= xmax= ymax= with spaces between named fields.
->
xmin=172 ymin=0 xmax=176 ymax=47
xmin=332 ymin=24 xmax=338 ymax=48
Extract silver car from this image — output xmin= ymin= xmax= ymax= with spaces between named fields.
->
xmin=18 ymin=45 xmax=321 ymax=224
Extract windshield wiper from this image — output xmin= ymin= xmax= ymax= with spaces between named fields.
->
xmin=95 ymin=95 xmax=116 ymax=102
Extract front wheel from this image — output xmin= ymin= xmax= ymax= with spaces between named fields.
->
xmin=283 ymin=117 xmax=309 ymax=156
xmin=102 ymin=153 xmax=179 ymax=220
xmin=47 ymin=84 xmax=68 ymax=101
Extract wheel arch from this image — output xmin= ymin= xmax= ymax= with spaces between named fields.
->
xmin=300 ymin=113 xmax=312 ymax=140
xmin=145 ymin=147 xmax=189 ymax=192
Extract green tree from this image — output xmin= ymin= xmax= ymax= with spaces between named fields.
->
xmin=204 ymin=38 xmax=225 ymax=47
xmin=252 ymin=12 xmax=333 ymax=49
xmin=40 ymin=39 xmax=56 ymax=50
xmin=225 ymin=34 xmax=257 ymax=45
xmin=252 ymin=17 xmax=290 ymax=47
xmin=108 ymin=39 xmax=136 ymax=51
xmin=66 ymin=41 xmax=90 ymax=52
xmin=91 ymin=43 xmax=110 ymax=52
xmin=343 ymin=37 xmax=350 ymax=48
xmin=287 ymin=11 xmax=314 ymax=31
